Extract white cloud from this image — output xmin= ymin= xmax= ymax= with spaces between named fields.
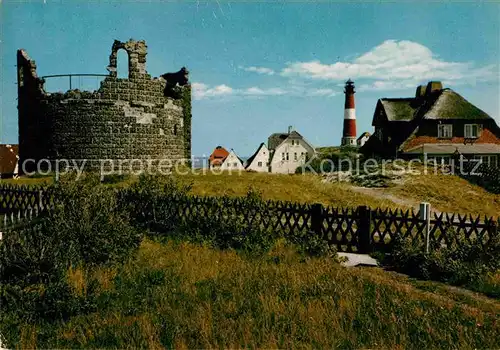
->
xmin=306 ymin=88 xmax=337 ymax=97
xmin=192 ymin=83 xmax=234 ymax=99
xmin=243 ymin=87 xmax=286 ymax=96
xmin=281 ymin=40 xmax=498 ymax=89
xmin=192 ymin=83 xmax=337 ymax=100
xmin=239 ymin=66 xmax=275 ymax=75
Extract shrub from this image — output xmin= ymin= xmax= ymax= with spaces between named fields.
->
xmin=0 ymin=175 xmax=141 ymax=325
xmin=44 ymin=175 xmax=142 ymax=267
xmin=117 ymin=174 xmax=192 ymax=235
xmin=121 ymin=179 xmax=337 ymax=258
xmin=381 ymin=231 xmax=500 ymax=298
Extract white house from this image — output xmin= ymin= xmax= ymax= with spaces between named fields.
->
xmin=245 ymin=143 xmax=270 ymax=172
xmin=268 ymin=128 xmax=315 ymax=174
xmin=357 ymin=132 xmax=371 ymax=147
xmin=220 ymin=149 xmax=245 ymax=171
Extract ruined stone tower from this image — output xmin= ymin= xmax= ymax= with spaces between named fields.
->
xmin=17 ymin=39 xmax=192 ymax=173
xmin=341 ymin=79 xmax=357 ymax=146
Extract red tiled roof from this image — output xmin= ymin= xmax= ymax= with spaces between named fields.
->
xmin=209 ymin=146 xmax=229 ymax=165
xmin=0 ymin=144 xmax=19 ymax=175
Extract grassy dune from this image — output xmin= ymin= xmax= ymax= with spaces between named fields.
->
xmin=175 ymin=171 xmax=500 ymax=217
xmin=2 ymin=170 xmax=499 ymax=217
xmin=176 ymin=172 xmax=397 ymax=208
xmin=15 ymin=239 xmax=500 ymax=349
xmin=391 ymin=172 xmax=500 ymax=217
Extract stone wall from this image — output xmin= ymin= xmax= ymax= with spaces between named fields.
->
xmin=17 ymin=39 xmax=191 ymax=172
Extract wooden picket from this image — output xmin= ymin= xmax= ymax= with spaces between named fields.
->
xmin=1 ymin=184 xmax=498 ymax=253
xmin=0 ymin=207 xmax=42 ymax=239
xmin=0 ymin=184 xmax=52 ymax=213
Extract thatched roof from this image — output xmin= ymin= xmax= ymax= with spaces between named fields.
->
xmin=422 ymin=89 xmax=491 ymax=120
xmin=379 ymin=98 xmax=417 ymax=122
xmin=375 ymin=88 xmax=493 ymax=124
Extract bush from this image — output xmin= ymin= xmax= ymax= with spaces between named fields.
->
xmin=175 ymin=189 xmax=280 ymax=255
xmin=121 ymin=178 xmax=337 ymax=258
xmin=45 ymin=175 xmax=142 ymax=267
xmin=0 ymin=175 xmax=141 ymax=324
xmin=117 ymin=174 xmax=192 ymax=235
xmin=381 ymin=232 xmax=500 ymax=298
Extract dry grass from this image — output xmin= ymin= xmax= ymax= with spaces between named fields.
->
xmin=389 ymin=172 xmax=500 ymax=217
xmin=176 ymin=171 xmax=398 ymax=208
xmin=18 ymin=239 xmax=500 ymax=349
xmin=3 ymin=169 xmax=499 ymax=217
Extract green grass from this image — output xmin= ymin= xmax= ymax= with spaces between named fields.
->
xmin=8 ymin=239 xmax=500 ymax=349
xmin=2 ymin=169 xmax=499 ymax=217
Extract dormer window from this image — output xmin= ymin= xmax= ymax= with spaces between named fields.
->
xmin=464 ymin=124 xmax=480 ymax=138
xmin=438 ymin=124 xmax=453 ymax=139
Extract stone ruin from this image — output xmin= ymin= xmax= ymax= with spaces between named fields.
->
xmin=17 ymin=38 xmax=192 ymax=173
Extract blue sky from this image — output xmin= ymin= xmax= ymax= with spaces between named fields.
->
xmin=1 ymin=1 xmax=499 ymax=157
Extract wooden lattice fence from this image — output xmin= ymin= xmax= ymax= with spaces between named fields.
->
xmin=0 ymin=184 xmax=498 ymax=253
xmin=0 ymin=207 xmax=43 ymax=239
xmin=370 ymin=208 xmax=499 ymax=252
xmin=0 ymin=184 xmax=52 ymax=214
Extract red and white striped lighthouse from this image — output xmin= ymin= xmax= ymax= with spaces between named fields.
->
xmin=341 ymin=79 xmax=357 ymax=146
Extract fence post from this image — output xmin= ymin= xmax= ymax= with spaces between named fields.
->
xmin=38 ymin=190 xmax=44 ymax=212
xmin=419 ymin=202 xmax=431 ymax=254
xmin=357 ymin=205 xmax=372 ymax=254
xmin=310 ymin=203 xmax=324 ymax=236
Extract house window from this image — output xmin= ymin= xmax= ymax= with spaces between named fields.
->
xmin=296 ymin=140 xmax=300 ymax=146
xmin=291 ymin=140 xmax=295 ymax=146
xmin=465 ymin=124 xmax=480 ymax=138
xmin=294 ymin=153 xmax=297 ymax=161
xmin=233 ymin=162 xmax=237 ymax=167
xmin=286 ymin=153 xmax=289 ymax=161
xmin=258 ymin=161 xmax=262 ymax=167
xmin=282 ymin=153 xmax=285 ymax=161
xmin=478 ymin=155 xmax=498 ymax=167
xmin=438 ymin=124 xmax=453 ymax=138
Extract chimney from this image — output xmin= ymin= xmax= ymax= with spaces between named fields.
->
xmin=288 ymin=125 xmax=293 ymax=134
xmin=341 ymin=79 xmax=357 ymax=146
xmin=415 ymin=85 xmax=426 ymax=98
xmin=425 ymin=81 xmax=443 ymax=95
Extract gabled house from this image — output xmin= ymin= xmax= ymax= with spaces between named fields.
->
xmin=0 ymin=144 xmax=19 ymax=178
xmin=268 ymin=127 xmax=315 ymax=174
xmin=220 ymin=149 xmax=245 ymax=170
xmin=208 ymin=146 xmax=229 ymax=169
xmin=361 ymin=81 xmax=500 ymax=166
xmin=245 ymin=143 xmax=270 ymax=172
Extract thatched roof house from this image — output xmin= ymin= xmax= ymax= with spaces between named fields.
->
xmin=361 ymin=81 xmax=500 ymax=166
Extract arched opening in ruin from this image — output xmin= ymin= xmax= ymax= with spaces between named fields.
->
xmin=174 ymin=124 xmax=178 ymax=136
xmin=117 ymin=49 xmax=129 ymax=79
